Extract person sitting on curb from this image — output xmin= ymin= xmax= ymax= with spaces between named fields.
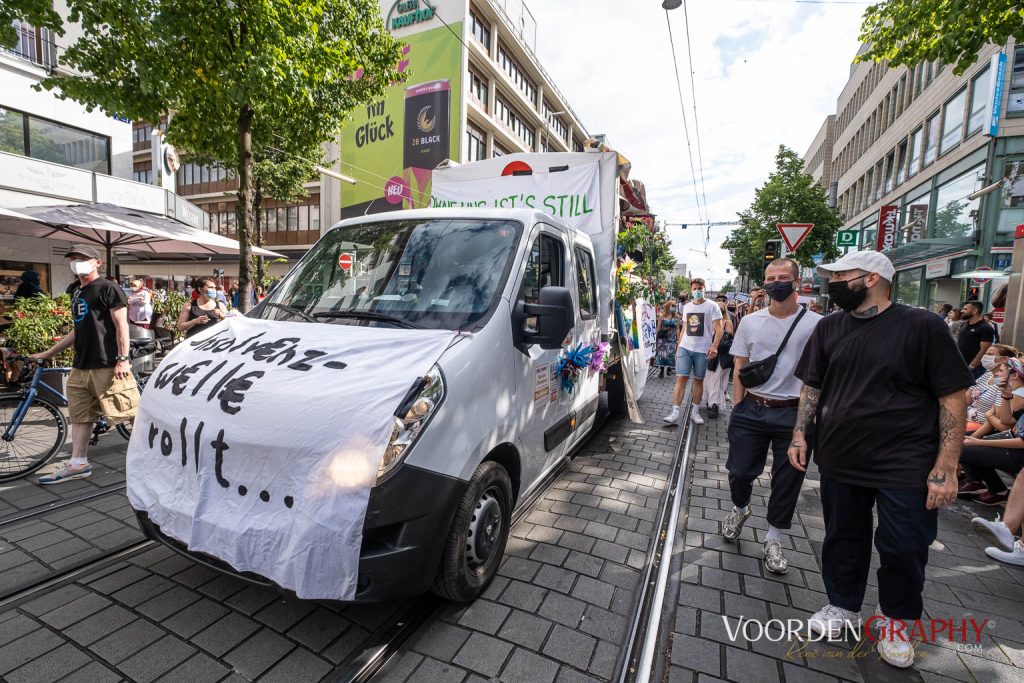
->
xmin=972 ymin=466 xmax=1024 ymax=566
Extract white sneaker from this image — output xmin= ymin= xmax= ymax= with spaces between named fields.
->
xmin=662 ymin=408 xmax=681 ymax=424
xmin=690 ymin=404 xmax=705 ymax=425
xmin=808 ymin=604 xmax=859 ymax=640
xmin=972 ymin=514 xmax=1015 ymax=552
xmin=873 ymin=608 xmax=915 ymax=669
xmin=986 ymin=538 xmax=1024 ymax=566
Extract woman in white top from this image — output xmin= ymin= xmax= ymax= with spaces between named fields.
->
xmin=127 ymin=279 xmax=153 ymax=328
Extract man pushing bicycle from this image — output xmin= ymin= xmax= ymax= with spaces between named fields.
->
xmin=31 ymin=244 xmax=139 ymax=484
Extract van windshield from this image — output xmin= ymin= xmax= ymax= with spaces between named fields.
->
xmin=255 ymin=218 xmax=522 ymax=331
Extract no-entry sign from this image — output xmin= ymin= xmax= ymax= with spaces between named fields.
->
xmin=776 ymin=223 xmax=815 ymax=252
xmin=338 ymin=253 xmax=354 ymax=272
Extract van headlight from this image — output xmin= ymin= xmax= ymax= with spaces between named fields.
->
xmin=378 ymin=366 xmax=445 ymax=483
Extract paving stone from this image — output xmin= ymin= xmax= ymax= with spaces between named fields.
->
xmin=534 ymin=564 xmax=578 ymax=593
xmin=117 ymin=634 xmax=196 ymax=683
xmin=111 ymin=573 xmax=175 ymax=606
xmin=456 ymin=599 xmax=510 ymax=635
xmin=259 ymin=647 xmax=333 ymax=683
xmin=589 ymin=639 xmax=619 ymax=679
xmin=0 ymin=630 xmax=66 ymax=677
xmin=155 ymin=652 xmax=231 ymax=683
xmin=191 ymin=612 xmax=261 ymax=657
xmin=529 ymin=543 xmax=570 ymax=566
xmin=136 ymin=584 xmax=202 ymax=621
xmin=498 ymin=556 xmax=542 ymax=582
xmin=723 ymin=645 xmax=781 ymax=683
xmin=59 ymin=660 xmax=122 ymax=683
xmin=563 ymin=551 xmax=604 ymax=578
xmin=162 ymin=598 xmax=230 ymax=639
xmin=376 ymin=651 xmax=424 ymax=683
xmin=223 ymin=628 xmax=294 ymax=679
xmin=408 ymin=656 xmax=467 ymax=683
xmin=286 ymin=607 xmax=350 ymax=652
xmin=253 ymin=597 xmax=316 ymax=632
xmin=497 ymin=609 xmax=552 ymax=650
xmin=223 ymin=584 xmax=279 ymax=615
xmin=498 ymin=580 xmax=547 ymax=612
xmin=90 ymin=618 xmax=165 ymax=664
xmin=412 ymin=622 xmax=472 ymax=661
xmin=20 ymin=583 xmax=88 ymax=616
xmin=538 ymin=591 xmax=587 ymax=628
xmin=542 ymin=624 xmax=596 ymax=672
xmin=501 ymin=648 xmax=559 ymax=683
xmin=39 ymin=592 xmax=112 ymax=629
xmin=579 ymin=605 xmax=627 ymax=642
xmin=452 ymin=632 xmax=513 ymax=678
xmin=571 ymin=576 xmax=616 ymax=609
xmin=64 ymin=604 xmax=137 ymax=645
xmin=0 ymin=613 xmax=39 ymax=647
xmin=322 ymin=623 xmax=370 ymax=664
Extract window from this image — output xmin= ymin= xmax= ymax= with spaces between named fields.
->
xmin=468 ymin=65 xmax=488 ymax=109
xmin=574 ymin=247 xmax=596 ymax=318
xmin=466 ymin=123 xmax=486 ymax=162
xmin=923 ymin=112 xmax=940 ymax=166
xmin=132 ymin=167 xmax=153 ymax=184
xmin=544 ymin=100 xmax=568 ymax=142
xmin=0 ymin=108 xmax=25 ymax=155
xmin=967 ymin=66 xmax=991 ymax=135
xmin=896 ymin=139 xmax=908 ymax=185
xmin=497 ymin=42 xmax=536 ymax=105
xmin=939 ymin=88 xmax=967 ymax=155
xmin=470 ymin=8 xmax=490 ymax=51
xmin=573 ymin=138 xmax=584 ymax=153
xmin=894 ymin=267 xmax=924 ymax=307
xmin=932 ymin=165 xmax=983 ymax=239
xmin=1009 ymin=45 xmax=1024 ymax=114
xmin=908 ymin=126 xmax=923 ymax=176
xmin=27 ymin=117 xmax=110 ymax=173
xmin=492 ymin=143 xmax=510 ymax=158
xmin=521 ymin=234 xmax=564 ymax=331
xmin=884 ymin=151 xmax=895 ymax=194
xmin=132 ymin=124 xmax=152 ymax=145
xmin=496 ymin=95 xmax=535 ymax=149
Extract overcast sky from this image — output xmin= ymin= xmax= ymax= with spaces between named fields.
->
xmin=527 ymin=0 xmax=868 ymax=288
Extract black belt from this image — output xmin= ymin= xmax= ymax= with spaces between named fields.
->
xmin=745 ymin=393 xmax=800 ymax=408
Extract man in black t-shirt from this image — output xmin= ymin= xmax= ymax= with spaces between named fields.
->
xmin=32 ymin=244 xmax=139 ymax=484
xmin=788 ymin=251 xmax=972 ymax=670
xmin=957 ymin=301 xmax=995 ymax=379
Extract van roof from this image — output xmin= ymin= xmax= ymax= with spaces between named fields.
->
xmin=331 ymin=208 xmax=575 ymax=234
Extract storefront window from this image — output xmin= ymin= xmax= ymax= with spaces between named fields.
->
xmin=998 ymin=160 xmax=1024 ymax=234
xmin=932 ymin=165 xmax=983 ymax=239
xmin=28 ymin=117 xmax=109 ymax=173
xmin=0 ymin=108 xmax=25 ymax=155
xmin=0 ymin=261 xmax=51 ymax=306
xmin=901 ymin=189 xmax=930 ymax=245
xmin=895 ymin=267 xmax=924 ymax=306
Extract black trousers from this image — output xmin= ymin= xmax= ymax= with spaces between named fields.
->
xmin=960 ymin=445 xmax=1024 ymax=494
xmin=725 ymin=400 xmax=806 ymax=529
xmin=820 ymin=476 xmax=937 ymax=620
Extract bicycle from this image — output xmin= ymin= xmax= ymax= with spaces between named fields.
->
xmin=0 ymin=355 xmax=146 ymax=482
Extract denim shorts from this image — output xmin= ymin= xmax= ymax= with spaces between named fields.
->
xmin=675 ymin=348 xmax=709 ymax=379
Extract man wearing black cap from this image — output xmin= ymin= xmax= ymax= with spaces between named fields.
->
xmin=31 ymin=244 xmax=139 ymax=484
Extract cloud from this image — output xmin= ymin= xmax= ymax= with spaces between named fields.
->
xmin=528 ymin=0 xmax=864 ymax=286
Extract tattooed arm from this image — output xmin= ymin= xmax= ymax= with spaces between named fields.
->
xmin=927 ymin=391 xmax=967 ymax=510
xmin=787 ymin=385 xmax=821 ymax=472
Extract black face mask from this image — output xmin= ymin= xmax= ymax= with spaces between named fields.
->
xmin=828 ymin=275 xmax=869 ymax=312
xmin=764 ymin=281 xmax=794 ymax=302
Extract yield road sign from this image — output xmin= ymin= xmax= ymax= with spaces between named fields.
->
xmin=338 ymin=252 xmax=354 ymax=272
xmin=777 ymin=223 xmax=814 ymax=252
xmin=836 ymin=229 xmax=858 ymax=248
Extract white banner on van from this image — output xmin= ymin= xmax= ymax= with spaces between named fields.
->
xmin=430 ymin=162 xmax=603 ymax=236
xmin=639 ymin=302 xmax=657 ymax=363
xmin=126 ymin=317 xmax=455 ymax=600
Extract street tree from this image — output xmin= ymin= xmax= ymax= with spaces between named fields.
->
xmin=670 ymin=275 xmax=690 ymax=298
xmin=41 ymin=0 xmax=404 ymax=311
xmin=857 ymin=0 xmax=1023 ymax=75
xmin=1 ymin=0 xmax=61 ymax=49
xmin=722 ymin=145 xmax=842 ymax=284
xmin=719 ymin=282 xmax=735 ymax=294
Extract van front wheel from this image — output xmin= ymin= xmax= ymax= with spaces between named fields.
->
xmin=433 ymin=461 xmax=513 ymax=602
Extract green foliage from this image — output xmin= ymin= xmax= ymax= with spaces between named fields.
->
xmin=857 ymin=0 xmax=1023 ymax=75
xmin=153 ymin=290 xmax=188 ymax=339
xmin=0 ymin=0 xmax=62 ymax=49
xmin=41 ymin=0 xmax=406 ymax=311
xmin=615 ymin=221 xmax=676 ymax=307
xmin=719 ymin=281 xmax=735 ymax=294
xmin=670 ymin=275 xmax=690 ymax=298
xmin=5 ymin=294 xmax=73 ymax=365
xmin=722 ymin=146 xmax=842 ymax=284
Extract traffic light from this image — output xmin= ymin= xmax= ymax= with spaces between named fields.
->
xmin=967 ymin=285 xmax=981 ymax=301
xmin=762 ymin=239 xmax=781 ymax=275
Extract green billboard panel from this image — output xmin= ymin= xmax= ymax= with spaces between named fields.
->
xmin=339 ymin=23 xmax=463 ymax=219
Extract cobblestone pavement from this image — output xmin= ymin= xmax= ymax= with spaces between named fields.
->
xmin=0 ymin=375 xmax=686 ymax=682
xmin=375 ymin=375 xmax=682 ymax=683
xmin=663 ymin=403 xmax=1024 ymax=683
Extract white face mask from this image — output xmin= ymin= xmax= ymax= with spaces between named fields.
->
xmin=70 ymin=260 xmax=95 ymax=276
xmin=981 ymin=356 xmax=998 ymax=370
xmin=206 ymin=289 xmax=218 ymax=299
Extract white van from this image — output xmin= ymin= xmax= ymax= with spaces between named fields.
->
xmin=129 ymin=152 xmax=654 ymax=603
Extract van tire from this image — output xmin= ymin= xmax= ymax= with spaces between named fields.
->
xmin=432 ymin=461 xmax=513 ymax=602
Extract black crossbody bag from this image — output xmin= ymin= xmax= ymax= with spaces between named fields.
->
xmin=738 ymin=308 xmax=806 ymax=388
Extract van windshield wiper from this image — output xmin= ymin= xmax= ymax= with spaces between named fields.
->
xmin=259 ymin=302 xmax=317 ymax=323
xmin=312 ymin=310 xmax=421 ymax=329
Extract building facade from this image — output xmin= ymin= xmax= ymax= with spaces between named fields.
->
xmin=804 ymin=115 xmax=836 ymax=189
xmin=803 ymin=40 xmax=1024 ymax=313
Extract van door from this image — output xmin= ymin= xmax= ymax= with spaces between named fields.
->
xmin=513 ymin=227 xmax=574 ymax=489
xmin=567 ymin=243 xmax=601 ymax=451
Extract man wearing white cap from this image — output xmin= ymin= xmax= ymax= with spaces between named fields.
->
xmin=787 ymin=250 xmax=973 ymax=669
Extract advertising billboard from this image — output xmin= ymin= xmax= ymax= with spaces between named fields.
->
xmin=339 ymin=22 xmax=463 ymax=219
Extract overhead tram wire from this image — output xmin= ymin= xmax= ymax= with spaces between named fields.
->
xmin=681 ymin=0 xmax=711 ymax=251
xmin=664 ymin=9 xmax=707 ymax=230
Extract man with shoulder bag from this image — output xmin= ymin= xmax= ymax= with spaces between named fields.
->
xmin=789 ymin=251 xmax=972 ymax=669
xmin=722 ymin=259 xmax=821 ymax=575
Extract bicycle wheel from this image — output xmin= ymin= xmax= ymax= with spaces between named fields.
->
xmin=0 ymin=395 xmax=68 ymax=482
xmin=116 ymin=373 xmax=147 ymax=441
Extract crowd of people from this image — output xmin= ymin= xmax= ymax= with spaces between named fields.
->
xmin=653 ymin=256 xmax=1019 ymax=670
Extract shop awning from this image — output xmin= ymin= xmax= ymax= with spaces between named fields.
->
xmin=0 ymin=202 xmax=285 ymax=258
xmin=885 ymin=238 xmax=973 ymax=269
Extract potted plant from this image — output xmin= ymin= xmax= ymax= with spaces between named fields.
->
xmin=3 ymin=294 xmax=73 ymax=401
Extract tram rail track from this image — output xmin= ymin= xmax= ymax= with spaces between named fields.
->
xmin=0 ymin=484 xmax=128 ymax=528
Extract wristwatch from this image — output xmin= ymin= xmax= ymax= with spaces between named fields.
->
xmin=115 ymin=354 xmax=129 ymax=362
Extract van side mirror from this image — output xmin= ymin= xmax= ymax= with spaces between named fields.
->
xmin=513 ymin=286 xmax=575 ymax=352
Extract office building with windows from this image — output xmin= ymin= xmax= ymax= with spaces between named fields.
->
xmin=803 ymin=39 xmax=1024 ymax=312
